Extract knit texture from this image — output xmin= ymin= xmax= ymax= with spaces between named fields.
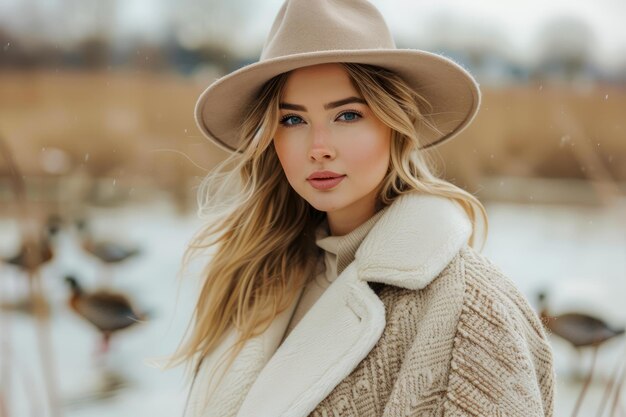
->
xmin=307 ymin=245 xmax=556 ymax=417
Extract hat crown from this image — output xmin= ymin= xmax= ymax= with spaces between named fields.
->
xmin=260 ymin=0 xmax=396 ymax=61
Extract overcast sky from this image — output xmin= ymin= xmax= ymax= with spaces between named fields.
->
xmin=1 ymin=0 xmax=625 ymax=70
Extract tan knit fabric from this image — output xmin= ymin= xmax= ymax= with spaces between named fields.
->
xmin=307 ymin=245 xmax=556 ymax=417
xmin=317 ymin=208 xmax=388 ymax=276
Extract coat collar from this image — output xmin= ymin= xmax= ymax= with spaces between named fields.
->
xmin=356 ymin=192 xmax=474 ymax=289
xmin=187 ymin=192 xmax=473 ymax=417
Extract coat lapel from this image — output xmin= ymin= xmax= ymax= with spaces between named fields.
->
xmin=236 ymin=262 xmax=386 ymax=417
xmin=183 ymin=283 xmax=306 ymax=417
xmin=356 ymin=193 xmax=475 ymax=289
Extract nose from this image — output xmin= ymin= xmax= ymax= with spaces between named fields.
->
xmin=308 ymin=127 xmax=335 ymax=161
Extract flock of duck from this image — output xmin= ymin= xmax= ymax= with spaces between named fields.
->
xmin=1 ymin=214 xmax=148 ymax=356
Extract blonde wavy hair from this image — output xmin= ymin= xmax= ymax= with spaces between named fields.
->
xmin=166 ymin=63 xmax=488 ymax=395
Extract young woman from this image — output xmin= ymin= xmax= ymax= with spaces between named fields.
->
xmin=169 ymin=0 xmax=556 ymax=416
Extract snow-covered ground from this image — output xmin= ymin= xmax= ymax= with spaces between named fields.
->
xmin=0 ymin=197 xmax=202 ymax=417
xmin=1 ymin=195 xmax=624 ymax=417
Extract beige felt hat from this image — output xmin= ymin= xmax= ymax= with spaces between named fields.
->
xmin=194 ymin=0 xmax=481 ymax=153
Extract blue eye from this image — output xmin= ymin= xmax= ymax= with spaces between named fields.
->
xmin=279 ymin=115 xmax=304 ymax=127
xmin=337 ymin=111 xmax=362 ymax=122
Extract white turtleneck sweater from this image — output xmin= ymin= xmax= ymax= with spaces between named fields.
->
xmin=281 ymin=209 xmax=387 ymax=343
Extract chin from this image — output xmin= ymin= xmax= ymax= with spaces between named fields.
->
xmin=309 ymin=198 xmax=350 ymax=213
xmin=304 ymin=194 xmax=347 ymax=213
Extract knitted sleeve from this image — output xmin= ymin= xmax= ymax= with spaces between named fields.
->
xmin=442 ymin=248 xmax=556 ymax=417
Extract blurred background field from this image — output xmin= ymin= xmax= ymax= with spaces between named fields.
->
xmin=0 ymin=1 xmax=625 ymax=416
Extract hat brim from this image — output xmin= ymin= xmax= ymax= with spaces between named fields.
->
xmin=194 ymin=49 xmax=481 ymax=153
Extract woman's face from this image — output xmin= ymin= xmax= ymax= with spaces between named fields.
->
xmin=273 ymin=63 xmax=391 ymax=234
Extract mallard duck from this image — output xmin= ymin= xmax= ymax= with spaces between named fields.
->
xmin=537 ymin=290 xmax=625 ymax=417
xmin=64 ymin=275 xmax=148 ymax=354
xmin=75 ymin=218 xmax=141 ymax=264
xmin=538 ymin=291 xmax=624 ymax=348
xmin=2 ymin=219 xmax=58 ymax=272
xmin=3 ymin=239 xmax=53 ymax=271
xmin=1 ymin=213 xmax=63 ymax=272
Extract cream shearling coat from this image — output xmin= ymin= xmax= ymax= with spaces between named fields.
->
xmin=183 ymin=192 xmax=556 ymax=417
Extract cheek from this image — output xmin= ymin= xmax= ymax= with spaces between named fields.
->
xmin=273 ymin=139 xmax=302 ymax=183
xmin=343 ymin=127 xmax=390 ymax=177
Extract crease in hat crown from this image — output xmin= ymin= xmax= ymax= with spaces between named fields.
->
xmin=261 ymin=0 xmax=396 ymax=61
xmin=193 ymin=0 xmax=481 ymax=154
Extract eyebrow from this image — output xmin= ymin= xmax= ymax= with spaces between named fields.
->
xmin=279 ymin=96 xmax=367 ymax=111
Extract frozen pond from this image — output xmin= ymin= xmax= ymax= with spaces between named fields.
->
xmin=1 ymin=195 xmax=625 ymax=417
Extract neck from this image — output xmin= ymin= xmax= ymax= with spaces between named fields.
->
xmin=327 ymin=198 xmax=380 ymax=236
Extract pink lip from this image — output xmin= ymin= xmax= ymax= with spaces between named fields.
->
xmin=307 ymin=170 xmax=343 ymax=180
xmin=307 ymin=173 xmax=346 ymax=190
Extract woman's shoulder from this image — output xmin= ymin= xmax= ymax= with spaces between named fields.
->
xmin=444 ymin=245 xmax=556 ymax=416
xmin=366 ymin=245 xmax=556 ymax=416
xmin=454 ymin=245 xmax=548 ymax=337
xmin=374 ymin=243 xmax=547 ymax=335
